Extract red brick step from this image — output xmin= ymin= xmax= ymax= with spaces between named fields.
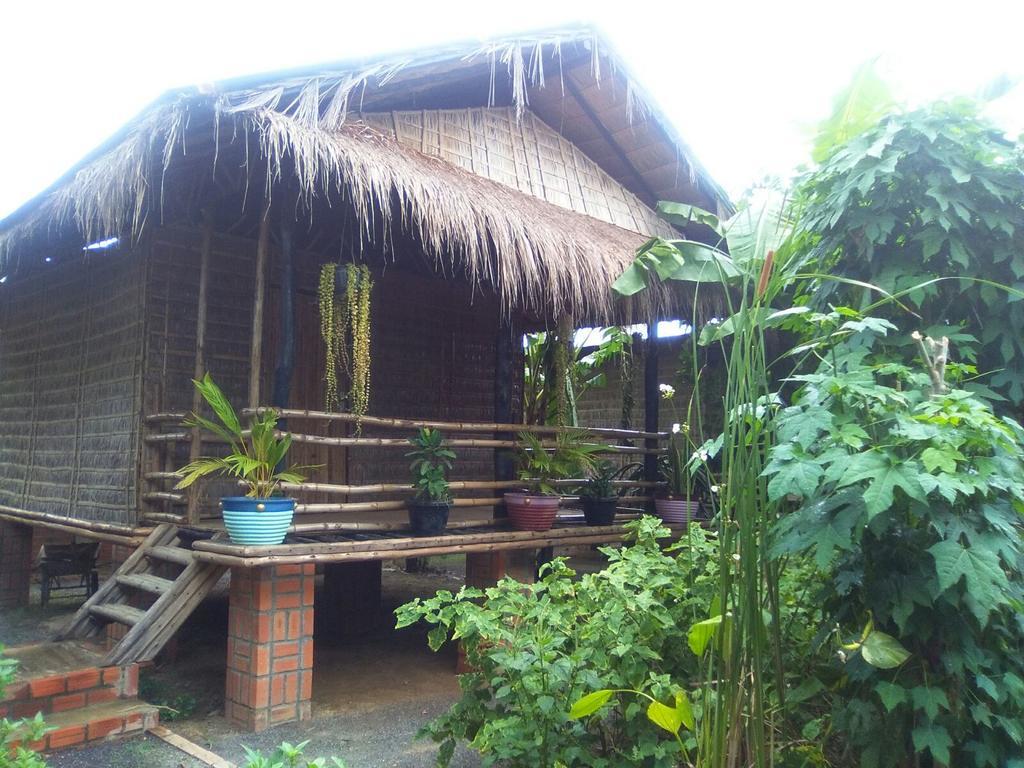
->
xmin=1 ymin=641 xmax=138 ymax=720
xmin=11 ymin=698 xmax=159 ymax=753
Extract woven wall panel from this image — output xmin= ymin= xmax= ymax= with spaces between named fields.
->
xmin=142 ymin=226 xmax=523 ymax=517
xmin=0 ymin=249 xmax=146 ymax=524
xmin=344 ymin=269 xmax=503 ymax=497
xmin=359 ymin=108 xmax=673 ymax=238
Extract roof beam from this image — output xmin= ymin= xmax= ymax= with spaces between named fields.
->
xmin=562 ymin=74 xmax=661 ymax=209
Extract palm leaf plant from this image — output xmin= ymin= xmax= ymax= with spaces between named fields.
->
xmin=505 ymin=429 xmax=602 ymax=531
xmin=175 ymin=374 xmax=318 ymax=546
xmin=515 ymin=429 xmax=601 ymax=496
xmin=175 ymin=374 xmax=315 ymax=498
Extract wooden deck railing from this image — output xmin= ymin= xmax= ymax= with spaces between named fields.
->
xmin=140 ymin=409 xmax=668 ymax=529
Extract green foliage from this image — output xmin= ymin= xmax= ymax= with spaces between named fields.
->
xmin=523 ymin=327 xmax=632 ymax=426
xmin=515 ymin=429 xmax=601 ymax=496
xmin=795 ymin=101 xmax=1024 ymax=405
xmin=570 ymin=686 xmax=695 ymax=760
xmin=319 ymin=263 xmax=373 ymax=429
xmin=575 ymin=460 xmax=620 ymax=499
xmin=394 ymin=518 xmax=722 ymax=767
xmin=767 ymin=320 xmax=1024 ymax=767
xmin=174 ymin=373 xmax=318 ymax=498
xmin=811 ymin=58 xmax=896 ymax=163
xmin=137 ymin=673 xmax=197 ymax=722
xmin=0 ymin=648 xmax=48 ymax=768
xmin=406 ymin=428 xmax=456 ymax=503
xmin=613 ymin=192 xmax=798 ymax=766
xmin=242 ymin=740 xmax=346 ymax=768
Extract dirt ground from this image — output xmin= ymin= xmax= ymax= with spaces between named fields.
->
xmin=3 ymin=548 xmax=611 ymax=767
xmin=1 ymin=557 xmax=482 ymax=767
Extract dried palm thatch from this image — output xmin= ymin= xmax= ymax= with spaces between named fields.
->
xmin=256 ymin=109 xmax=685 ymax=321
xmin=0 ymin=27 xmax=730 ymax=322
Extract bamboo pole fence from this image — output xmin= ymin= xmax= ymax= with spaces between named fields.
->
xmin=140 ymin=408 xmax=668 ymax=524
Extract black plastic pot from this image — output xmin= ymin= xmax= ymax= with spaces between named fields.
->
xmin=407 ymin=500 xmax=451 ymax=536
xmin=580 ymin=496 xmax=618 ymax=526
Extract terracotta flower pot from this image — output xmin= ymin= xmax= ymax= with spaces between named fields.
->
xmin=504 ymin=492 xmax=561 ymax=531
xmin=654 ymin=497 xmax=701 ymax=526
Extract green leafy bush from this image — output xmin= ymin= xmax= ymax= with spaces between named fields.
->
xmin=242 ymin=740 xmax=346 ymax=768
xmin=766 ymin=318 xmax=1024 ymax=767
xmin=395 ymin=517 xmax=720 ymax=767
xmin=795 ymin=101 xmax=1024 ymax=405
xmin=0 ymin=648 xmax=48 ymax=768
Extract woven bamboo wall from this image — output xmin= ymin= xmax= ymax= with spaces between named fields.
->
xmin=344 ymin=269 xmax=508 ymax=496
xmin=144 ymin=227 xmax=255 ymax=416
xmin=142 ymin=225 xmax=520 ymax=518
xmin=143 ymin=227 xmax=259 ymax=515
xmin=0 ymin=249 xmax=146 ymax=524
xmin=358 ymin=108 xmax=674 ymax=237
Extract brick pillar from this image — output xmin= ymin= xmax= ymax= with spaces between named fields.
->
xmin=225 ymin=565 xmax=315 ymax=731
xmin=320 ymin=561 xmax=382 ymax=640
xmin=465 ymin=549 xmax=537 ymax=588
xmin=0 ymin=521 xmax=33 ymax=608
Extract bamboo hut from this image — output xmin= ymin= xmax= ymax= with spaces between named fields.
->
xmin=0 ymin=25 xmax=730 ymax=735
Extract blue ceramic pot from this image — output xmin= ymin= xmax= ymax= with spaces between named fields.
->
xmin=221 ymin=497 xmax=295 ymax=546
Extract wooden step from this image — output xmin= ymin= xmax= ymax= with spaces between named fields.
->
xmin=88 ymin=604 xmax=147 ymax=627
xmin=146 ymin=545 xmax=193 ymax=566
xmin=116 ymin=573 xmax=175 ymax=596
xmin=58 ymin=525 xmax=226 ymax=667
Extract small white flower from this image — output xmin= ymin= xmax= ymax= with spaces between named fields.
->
xmin=699 ymin=451 xmax=709 ymax=462
xmin=710 ymin=485 xmax=720 ymax=493
xmin=732 ymin=553 xmax=741 ymax=563
xmin=672 ymin=423 xmax=682 ymax=434
xmin=659 ymin=383 xmax=676 ymax=400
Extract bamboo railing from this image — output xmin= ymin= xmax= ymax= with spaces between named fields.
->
xmin=140 ymin=408 xmax=668 ymax=528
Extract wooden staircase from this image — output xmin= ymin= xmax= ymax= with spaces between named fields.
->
xmin=58 ymin=525 xmax=226 ymax=666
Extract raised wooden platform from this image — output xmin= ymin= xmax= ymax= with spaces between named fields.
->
xmin=188 ymin=515 xmax=672 ymax=568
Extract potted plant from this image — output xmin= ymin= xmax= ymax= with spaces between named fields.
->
xmin=654 ymin=426 xmax=706 ymax=525
xmin=174 ymin=374 xmax=317 ymax=546
xmin=653 ymin=384 xmax=705 ymax=525
xmin=576 ymin=460 xmax=621 ymax=526
xmin=406 ymin=427 xmax=456 ymax=536
xmin=505 ymin=429 xmax=601 ymax=531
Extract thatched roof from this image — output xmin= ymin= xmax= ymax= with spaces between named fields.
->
xmin=0 ymin=25 xmax=730 ymax=322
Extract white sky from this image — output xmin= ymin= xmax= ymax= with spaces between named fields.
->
xmin=2 ymin=0 xmax=1022 ymax=219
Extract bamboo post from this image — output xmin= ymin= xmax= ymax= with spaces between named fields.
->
xmin=186 ymin=218 xmax=213 ymax=525
xmin=494 ymin=320 xmax=516 ymax=517
xmin=643 ymin=322 xmax=660 ymax=495
xmin=249 ymin=200 xmax=271 ymax=409
xmin=272 ymin=216 xmax=295 ymax=414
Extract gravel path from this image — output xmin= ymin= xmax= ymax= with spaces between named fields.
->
xmin=45 ymin=693 xmax=480 ymax=767
xmin=5 ymin=562 xmax=482 ymax=768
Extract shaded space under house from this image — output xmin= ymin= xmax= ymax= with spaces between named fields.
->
xmin=0 ymin=25 xmax=730 ymax=746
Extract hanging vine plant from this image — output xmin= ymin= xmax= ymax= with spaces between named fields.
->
xmin=318 ymin=262 xmax=373 ymax=431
